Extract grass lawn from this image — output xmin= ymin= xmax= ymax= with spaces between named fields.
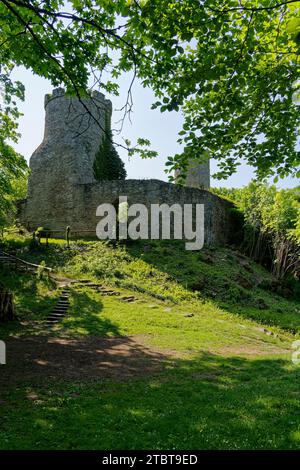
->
xmin=0 ymin=236 xmax=300 ymax=449
xmin=2 ymin=355 xmax=300 ymax=450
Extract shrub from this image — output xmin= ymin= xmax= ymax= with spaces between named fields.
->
xmin=93 ymin=113 xmax=126 ymax=181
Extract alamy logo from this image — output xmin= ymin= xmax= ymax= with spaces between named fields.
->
xmin=96 ymin=197 xmax=205 ymax=251
xmin=292 ymin=340 xmax=300 ymax=365
xmin=0 ymin=340 xmax=6 ymax=365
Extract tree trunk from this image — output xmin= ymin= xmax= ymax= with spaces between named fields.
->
xmin=0 ymin=290 xmax=15 ymax=322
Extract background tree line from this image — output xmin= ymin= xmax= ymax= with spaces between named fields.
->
xmin=213 ymin=182 xmax=300 ymax=282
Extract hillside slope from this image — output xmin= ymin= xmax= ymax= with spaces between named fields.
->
xmin=0 ymin=236 xmax=300 ymax=449
xmin=5 ymin=236 xmax=299 ymax=334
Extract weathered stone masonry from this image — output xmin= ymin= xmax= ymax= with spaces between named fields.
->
xmin=19 ymin=89 xmax=238 ymax=245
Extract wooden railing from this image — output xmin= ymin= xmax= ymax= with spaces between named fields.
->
xmin=0 ymin=250 xmax=52 ymax=274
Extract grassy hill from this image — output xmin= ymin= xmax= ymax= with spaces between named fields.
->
xmin=0 ymin=235 xmax=300 ymax=449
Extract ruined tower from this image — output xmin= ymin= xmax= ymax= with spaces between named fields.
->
xmin=175 ymin=155 xmax=210 ymax=189
xmin=24 ymin=88 xmax=112 ymax=230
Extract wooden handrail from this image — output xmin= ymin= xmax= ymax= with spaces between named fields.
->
xmin=0 ymin=250 xmax=52 ymax=272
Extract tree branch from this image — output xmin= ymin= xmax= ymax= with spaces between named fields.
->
xmin=207 ymin=0 xmax=299 ymax=13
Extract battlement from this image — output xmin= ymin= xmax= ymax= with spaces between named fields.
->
xmin=44 ymin=87 xmax=112 ymax=110
xmin=42 ymin=88 xmax=112 ymax=146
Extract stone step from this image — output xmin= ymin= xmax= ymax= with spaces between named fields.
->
xmin=121 ymin=296 xmax=136 ymax=302
xmin=46 ymin=288 xmax=71 ymax=326
xmin=77 ymin=285 xmax=103 ymax=290
xmin=99 ymin=289 xmax=119 ymax=293
xmin=101 ymin=292 xmax=120 ymax=296
xmin=48 ymin=312 xmax=66 ymax=317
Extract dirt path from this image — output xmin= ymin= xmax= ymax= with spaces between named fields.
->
xmin=0 ymin=335 xmax=170 ymax=388
xmin=0 ymin=331 xmax=290 ymax=390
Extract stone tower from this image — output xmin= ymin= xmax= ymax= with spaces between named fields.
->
xmin=175 ymin=155 xmax=210 ymax=189
xmin=24 ymin=88 xmax=112 ymax=230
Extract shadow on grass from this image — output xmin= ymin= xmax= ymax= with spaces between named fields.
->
xmin=63 ymin=290 xmax=120 ymax=336
xmin=0 ymin=267 xmax=58 ymax=337
xmin=0 ymin=333 xmax=166 ymax=386
xmin=1 ymin=351 xmax=300 ymax=449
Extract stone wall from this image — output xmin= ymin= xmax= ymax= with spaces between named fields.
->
xmin=20 ymin=178 xmax=238 ymax=246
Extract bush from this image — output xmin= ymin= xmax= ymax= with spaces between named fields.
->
xmin=93 ymin=113 xmax=126 ymax=181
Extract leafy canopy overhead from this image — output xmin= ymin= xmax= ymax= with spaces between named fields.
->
xmin=0 ymin=0 xmax=300 ymax=181
xmin=0 ymin=73 xmax=27 ymax=223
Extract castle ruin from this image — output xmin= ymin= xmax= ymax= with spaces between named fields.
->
xmin=19 ymin=88 xmax=237 ymax=245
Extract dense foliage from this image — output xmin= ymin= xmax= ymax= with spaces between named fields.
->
xmin=93 ymin=114 xmax=127 ymax=181
xmin=0 ymin=166 xmax=28 ymax=228
xmin=0 ymin=0 xmax=299 ymax=182
xmin=213 ymin=182 xmax=300 ymax=279
xmin=0 ymin=74 xmax=27 ymax=226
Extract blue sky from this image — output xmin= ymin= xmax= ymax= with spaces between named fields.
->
xmin=12 ymin=66 xmax=298 ymax=189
